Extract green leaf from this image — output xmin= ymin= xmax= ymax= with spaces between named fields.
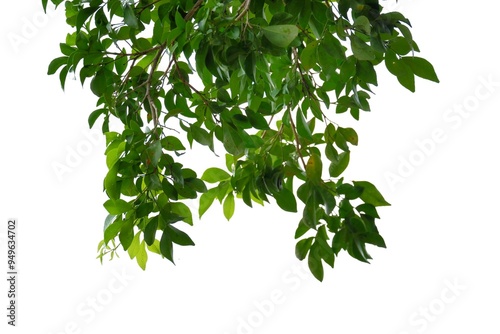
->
xmin=356 ymin=203 xmax=380 ymax=218
xmin=166 ymin=225 xmax=195 ymax=246
xmin=119 ymin=218 xmax=134 ymax=250
xmin=321 ymin=33 xmax=345 ymax=60
xmin=47 ymin=56 xmax=68 ymax=75
xmin=145 ymin=140 xmax=162 ymax=167
xmin=308 ymin=244 xmax=324 ymax=281
xmin=354 ymin=16 xmax=371 ymax=34
xmin=223 ymin=192 xmax=235 ymax=220
xmin=402 ymin=56 xmax=439 ymax=83
xmin=245 ymin=108 xmax=270 ymax=130
xmin=171 ymin=202 xmax=193 ymax=225
xmin=223 ymin=125 xmax=245 ymax=156
xmin=201 ymin=167 xmax=231 ymax=183
xmin=136 ymin=241 xmax=148 ymax=270
xmin=123 ymin=3 xmax=139 ymax=29
xmin=199 ymin=189 xmax=217 ymax=218
xmin=295 ymin=221 xmax=311 ymax=239
xmin=353 ymin=181 xmax=391 ymax=207
xmin=306 ymin=153 xmax=323 ymax=183
xmin=144 ymin=216 xmax=158 ymax=246
xmin=296 ymin=109 xmax=313 ymax=140
xmin=262 ymin=25 xmax=299 ymax=48
xmin=88 ymin=108 xmax=105 ymax=128
xmin=104 ymin=164 xmax=120 ymax=200
xmin=161 ymin=136 xmax=186 ymax=151
xmin=385 ymin=51 xmax=415 ymax=92
xmin=338 ymin=127 xmax=358 ymax=145
xmin=127 ymin=232 xmax=141 ymax=259
xmin=106 ymin=141 xmax=125 ymax=169
xmin=104 ymin=199 xmax=132 ymax=215
xmin=273 ymin=188 xmax=298 ymax=213
xmin=350 ymin=35 xmax=375 ymax=61
xmin=191 ymin=125 xmax=213 ymax=149
xmin=300 ymin=41 xmax=319 ymax=71
xmin=159 ymin=229 xmax=174 ymax=263
xmin=296 ymin=237 xmax=314 ymax=260
xmin=76 ymin=7 xmax=98 ymax=32
xmin=104 ymin=215 xmax=123 ymax=244
xmin=329 ymin=152 xmax=350 ymax=177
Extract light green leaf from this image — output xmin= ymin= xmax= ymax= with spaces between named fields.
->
xmin=199 ymin=188 xmax=217 ymax=218
xmin=136 ymin=241 xmax=148 ymax=270
xmin=201 ymin=167 xmax=231 ymax=183
xmin=262 ymin=25 xmax=299 ymax=48
xmin=306 ymin=153 xmax=323 ymax=183
xmin=223 ymin=192 xmax=235 ymax=220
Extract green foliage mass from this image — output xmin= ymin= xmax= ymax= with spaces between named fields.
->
xmin=44 ymin=0 xmax=438 ymax=281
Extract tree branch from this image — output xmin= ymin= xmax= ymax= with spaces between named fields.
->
xmin=184 ymin=0 xmax=204 ymax=21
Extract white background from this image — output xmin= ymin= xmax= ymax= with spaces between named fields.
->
xmin=1 ymin=0 xmax=499 ymax=333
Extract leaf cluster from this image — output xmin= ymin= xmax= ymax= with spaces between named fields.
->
xmin=44 ymin=0 xmax=438 ymax=280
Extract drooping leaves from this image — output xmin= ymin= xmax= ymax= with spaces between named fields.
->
xmin=45 ymin=0 xmax=437 ymax=280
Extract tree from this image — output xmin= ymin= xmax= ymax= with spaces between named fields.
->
xmin=43 ymin=0 xmax=438 ymax=281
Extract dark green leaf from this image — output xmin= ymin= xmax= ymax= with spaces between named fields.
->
xmin=159 ymin=229 xmax=174 ymax=263
xmin=47 ymin=56 xmax=68 ymax=75
xmin=144 ymin=216 xmax=158 ymax=246
xmin=402 ymin=56 xmax=439 ymax=83
xmin=167 ymin=225 xmax=195 ymax=246
xmin=245 ymin=108 xmax=270 ymax=130
xmin=296 ymin=237 xmax=314 ymax=260
xmin=273 ymin=188 xmax=298 ymax=212
xmin=308 ymin=243 xmax=324 ymax=281
xmin=88 ymin=108 xmax=105 ymax=128
xmin=104 ymin=199 xmax=132 ymax=215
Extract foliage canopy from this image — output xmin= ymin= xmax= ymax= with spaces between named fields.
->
xmin=44 ymin=0 xmax=438 ymax=281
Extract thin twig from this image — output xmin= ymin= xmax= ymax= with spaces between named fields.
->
xmin=235 ymin=0 xmax=251 ymax=21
